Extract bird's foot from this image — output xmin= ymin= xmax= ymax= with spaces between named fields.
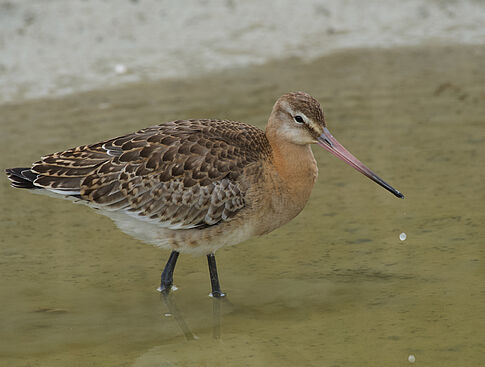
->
xmin=209 ymin=290 xmax=226 ymax=298
xmin=157 ymin=284 xmax=178 ymax=294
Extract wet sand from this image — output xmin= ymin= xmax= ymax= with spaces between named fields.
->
xmin=1 ymin=44 xmax=484 ymax=366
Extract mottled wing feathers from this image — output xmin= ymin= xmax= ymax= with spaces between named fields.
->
xmin=19 ymin=119 xmax=271 ymax=229
xmin=31 ymin=143 xmax=109 ymax=194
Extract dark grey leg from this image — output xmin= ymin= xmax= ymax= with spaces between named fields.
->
xmin=158 ymin=251 xmax=179 ymax=293
xmin=207 ymin=253 xmax=225 ymax=297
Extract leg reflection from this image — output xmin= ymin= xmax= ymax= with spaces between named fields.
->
xmin=160 ymin=292 xmax=226 ymax=340
xmin=160 ymin=292 xmax=197 ymax=341
xmin=212 ymin=296 xmax=222 ymax=339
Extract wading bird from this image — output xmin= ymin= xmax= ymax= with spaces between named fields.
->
xmin=6 ymin=92 xmax=403 ymax=297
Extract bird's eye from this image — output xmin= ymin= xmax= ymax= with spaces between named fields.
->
xmin=294 ymin=115 xmax=304 ymax=124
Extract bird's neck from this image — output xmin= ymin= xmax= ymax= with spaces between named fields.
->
xmin=264 ymin=128 xmax=318 ymax=219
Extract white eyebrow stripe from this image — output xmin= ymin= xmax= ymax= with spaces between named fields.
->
xmin=280 ymin=100 xmax=294 ymax=115
xmin=296 ymin=112 xmax=310 ymax=123
xmin=280 ymin=101 xmax=310 ymax=123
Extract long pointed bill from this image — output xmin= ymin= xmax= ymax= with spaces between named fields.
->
xmin=317 ymin=127 xmax=404 ymax=199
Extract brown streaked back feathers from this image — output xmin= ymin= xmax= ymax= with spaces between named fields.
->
xmin=25 ymin=119 xmax=272 ymax=229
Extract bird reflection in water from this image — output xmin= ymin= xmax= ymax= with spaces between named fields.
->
xmin=160 ymin=292 xmax=225 ymax=340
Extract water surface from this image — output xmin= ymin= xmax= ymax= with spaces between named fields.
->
xmin=1 ymin=45 xmax=484 ymax=366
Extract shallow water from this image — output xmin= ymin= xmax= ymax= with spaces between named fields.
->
xmin=1 ymin=45 xmax=484 ymax=366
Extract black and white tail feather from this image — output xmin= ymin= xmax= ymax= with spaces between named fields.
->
xmin=5 ymin=167 xmax=39 ymax=190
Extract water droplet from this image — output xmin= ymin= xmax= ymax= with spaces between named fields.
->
xmin=400 ymin=232 xmax=407 ymax=241
xmin=114 ymin=64 xmax=127 ymax=74
xmin=408 ymin=354 xmax=415 ymax=363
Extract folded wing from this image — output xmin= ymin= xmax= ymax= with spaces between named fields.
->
xmin=11 ymin=120 xmax=270 ymax=229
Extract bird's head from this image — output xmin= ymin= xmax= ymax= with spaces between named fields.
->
xmin=268 ymin=91 xmax=404 ymax=199
xmin=268 ymin=91 xmax=326 ymax=145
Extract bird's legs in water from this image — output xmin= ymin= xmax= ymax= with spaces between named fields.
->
xmin=207 ymin=253 xmax=225 ymax=297
xmin=158 ymin=250 xmax=179 ymax=293
xmin=158 ymin=250 xmax=225 ymax=298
